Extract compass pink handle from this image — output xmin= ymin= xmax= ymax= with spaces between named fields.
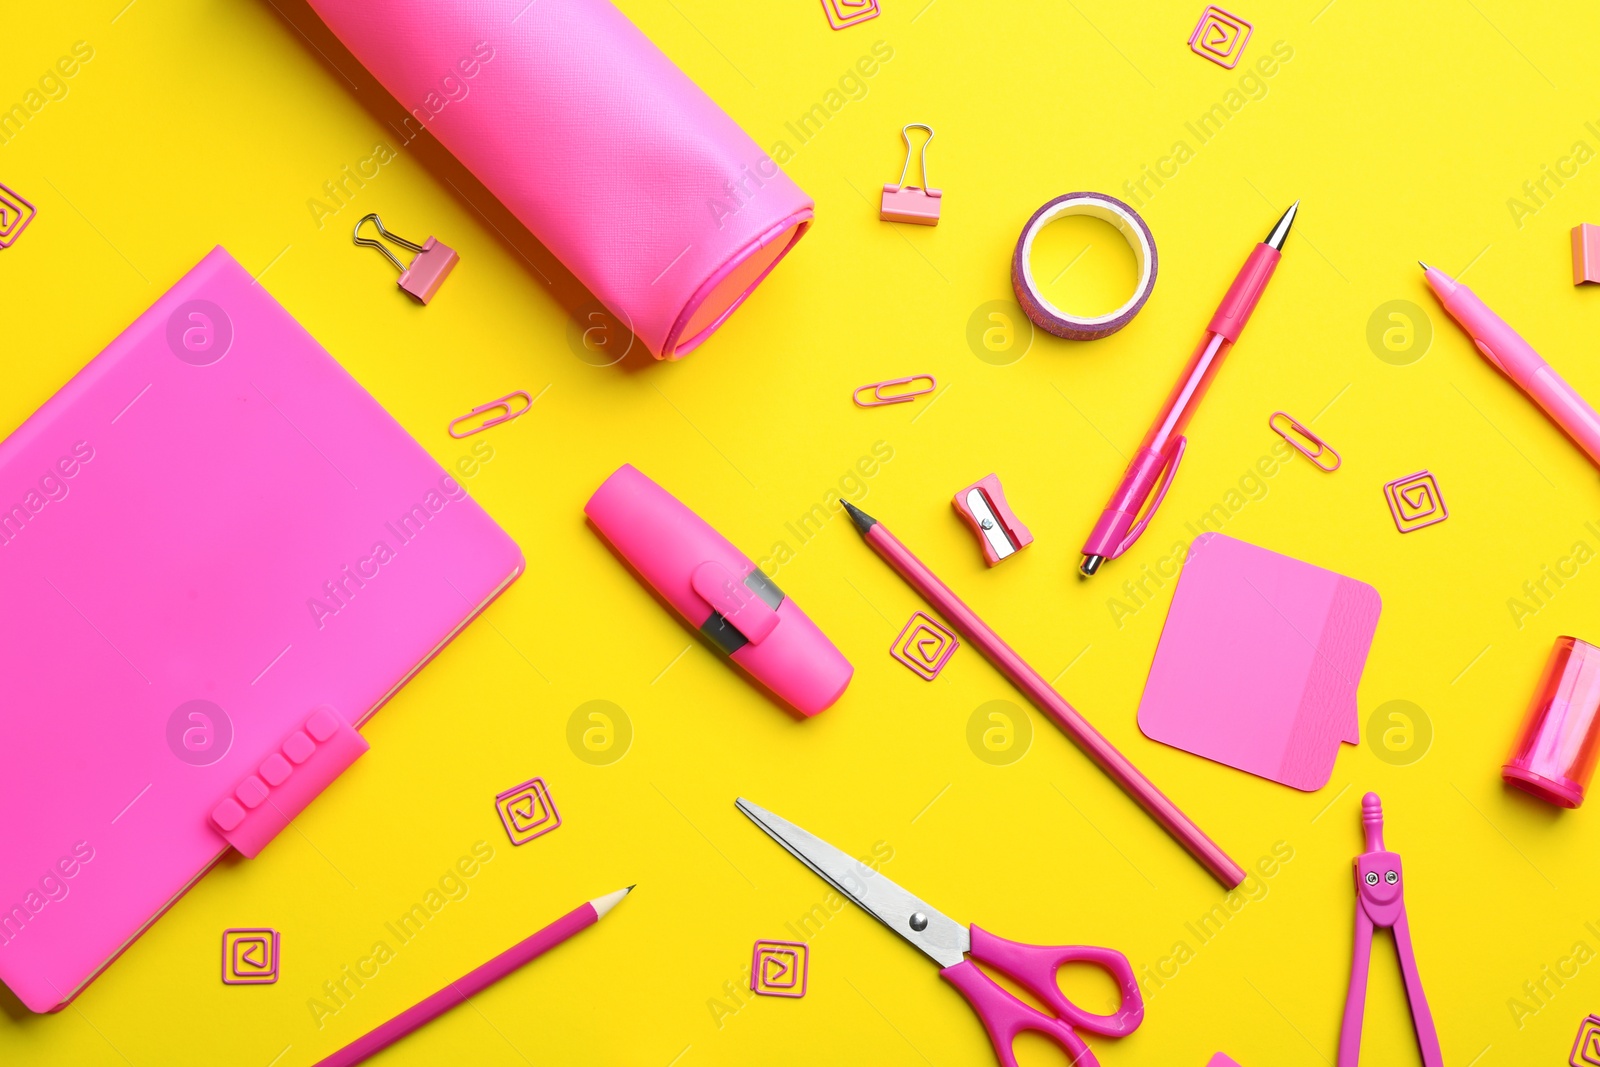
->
xmin=1362 ymin=792 xmax=1386 ymax=852
xmin=939 ymin=926 xmax=1144 ymax=1067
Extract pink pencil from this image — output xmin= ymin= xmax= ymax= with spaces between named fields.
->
xmin=312 ymin=887 xmax=633 ymax=1067
xmin=844 ymin=503 xmax=1245 ymax=888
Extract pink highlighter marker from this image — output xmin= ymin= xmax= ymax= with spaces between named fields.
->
xmin=1421 ymin=263 xmax=1600 ymax=468
xmin=1080 ymin=203 xmax=1297 ymax=577
xmin=586 ymin=464 xmax=853 ymax=717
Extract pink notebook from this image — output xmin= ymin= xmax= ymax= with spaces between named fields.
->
xmin=1137 ymin=534 xmax=1381 ymax=791
xmin=0 ymin=248 xmax=523 ymax=1012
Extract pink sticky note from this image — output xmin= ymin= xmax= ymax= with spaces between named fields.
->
xmin=1138 ymin=534 xmax=1381 ymax=791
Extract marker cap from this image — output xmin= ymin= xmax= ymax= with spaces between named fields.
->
xmin=1503 ymin=636 xmax=1600 ymax=808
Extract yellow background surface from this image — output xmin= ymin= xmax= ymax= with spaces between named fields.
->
xmin=4 ymin=1 xmax=1600 ymax=1064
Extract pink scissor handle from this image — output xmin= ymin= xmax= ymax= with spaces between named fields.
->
xmin=939 ymin=926 xmax=1144 ymax=1067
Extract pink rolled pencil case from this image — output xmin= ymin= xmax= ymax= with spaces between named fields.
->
xmin=306 ymin=0 xmax=813 ymax=359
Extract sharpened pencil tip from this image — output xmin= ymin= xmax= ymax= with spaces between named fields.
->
xmin=843 ymin=501 xmax=877 ymax=533
xmin=592 ymin=886 xmax=633 ymax=920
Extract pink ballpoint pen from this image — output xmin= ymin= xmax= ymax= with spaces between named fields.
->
xmin=1080 ymin=203 xmax=1298 ymax=577
xmin=1338 ymin=794 xmax=1442 ymax=1067
xmin=1422 ymin=262 xmax=1600 ymax=467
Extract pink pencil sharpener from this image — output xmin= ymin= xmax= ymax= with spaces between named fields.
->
xmin=1503 ymin=635 xmax=1600 ymax=808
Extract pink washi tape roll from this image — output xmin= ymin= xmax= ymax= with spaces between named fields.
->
xmin=306 ymin=0 xmax=814 ymax=359
xmin=1011 ymin=192 xmax=1158 ymax=341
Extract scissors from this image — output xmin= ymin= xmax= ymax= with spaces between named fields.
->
xmin=737 ymin=799 xmax=1144 ymax=1067
xmin=1337 ymin=792 xmax=1442 ymax=1067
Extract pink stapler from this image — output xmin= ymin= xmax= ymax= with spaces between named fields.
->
xmin=585 ymin=465 xmax=853 ymax=717
xmin=880 ymin=123 xmax=941 ymax=226
xmin=1337 ymin=793 xmax=1443 ymax=1067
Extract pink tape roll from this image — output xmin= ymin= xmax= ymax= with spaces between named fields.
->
xmin=1010 ymin=192 xmax=1158 ymax=341
xmin=306 ymin=0 xmax=813 ymax=359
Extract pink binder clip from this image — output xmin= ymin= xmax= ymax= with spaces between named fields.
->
xmin=353 ymin=213 xmax=459 ymax=304
xmin=880 ymin=124 xmax=941 ymax=226
xmin=952 ymin=474 xmax=1033 ymax=565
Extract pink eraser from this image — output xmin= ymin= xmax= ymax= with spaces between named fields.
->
xmin=585 ymin=464 xmax=853 ymax=716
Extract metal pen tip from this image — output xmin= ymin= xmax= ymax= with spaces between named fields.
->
xmin=1264 ymin=200 xmax=1298 ymax=251
xmin=1079 ymin=555 xmax=1103 ymax=577
xmin=1418 ymin=260 xmax=1431 ymax=272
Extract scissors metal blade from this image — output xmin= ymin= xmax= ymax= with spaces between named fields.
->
xmin=736 ymin=798 xmax=969 ymax=968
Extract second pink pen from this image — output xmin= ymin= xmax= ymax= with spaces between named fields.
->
xmin=1421 ymin=262 xmax=1600 ymax=469
xmin=1080 ymin=203 xmax=1298 ymax=577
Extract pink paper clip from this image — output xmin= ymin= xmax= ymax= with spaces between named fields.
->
xmin=820 ymin=0 xmax=879 ymax=30
xmin=222 ymin=928 xmax=280 ymax=985
xmin=1383 ymin=470 xmax=1448 ymax=533
xmin=853 ymin=375 xmax=936 ymax=407
xmin=1572 ymin=1014 xmax=1600 ymax=1062
xmin=449 ymin=391 xmax=532 ymax=438
xmin=1269 ymin=411 xmax=1340 ymax=472
xmin=353 ymin=213 xmax=459 ymax=304
xmin=1188 ymin=5 xmax=1253 ymax=69
xmin=750 ymin=939 xmax=809 ymax=998
xmin=0 ymin=182 xmax=37 ymax=250
xmin=890 ymin=610 xmax=959 ymax=681
xmin=494 ymin=776 xmax=562 ymax=846
xmin=880 ymin=124 xmax=941 ymax=226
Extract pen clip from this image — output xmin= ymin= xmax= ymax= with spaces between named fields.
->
xmin=1114 ymin=436 xmax=1186 ymax=556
